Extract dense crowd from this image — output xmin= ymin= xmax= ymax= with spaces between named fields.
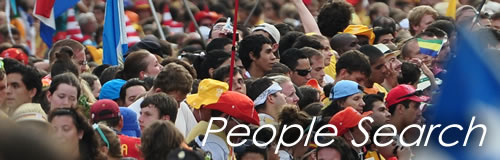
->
xmin=0 ymin=0 xmax=498 ymax=159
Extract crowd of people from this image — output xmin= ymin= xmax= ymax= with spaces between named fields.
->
xmin=0 ymin=0 xmax=499 ymax=159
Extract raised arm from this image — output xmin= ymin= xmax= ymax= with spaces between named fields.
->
xmin=292 ymin=0 xmax=322 ymax=34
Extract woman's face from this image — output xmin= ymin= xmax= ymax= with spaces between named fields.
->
xmin=51 ymin=115 xmax=82 ymax=156
xmin=342 ymin=93 xmax=365 ymax=113
xmin=143 ymin=54 xmax=162 ymax=78
xmin=92 ymin=80 xmax=101 ymax=99
xmin=48 ymin=84 xmax=78 ymax=111
xmin=280 ymin=81 xmax=299 ymax=105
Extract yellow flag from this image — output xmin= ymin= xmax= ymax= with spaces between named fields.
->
xmin=446 ymin=0 xmax=457 ymax=19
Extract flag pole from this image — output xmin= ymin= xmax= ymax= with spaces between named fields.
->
xmin=228 ymin=0 xmax=239 ymax=90
xmin=182 ymin=0 xmax=205 ymax=45
xmin=148 ymin=0 xmax=166 ymax=41
xmin=243 ymin=0 xmax=259 ymax=26
xmin=5 ymin=0 xmax=15 ymax=44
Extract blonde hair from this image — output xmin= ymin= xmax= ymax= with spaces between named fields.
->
xmin=269 ymin=75 xmax=292 ymax=85
xmin=408 ymin=6 xmax=438 ymax=34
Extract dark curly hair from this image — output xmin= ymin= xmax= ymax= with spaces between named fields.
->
xmin=317 ymin=1 xmax=353 ymax=38
xmin=141 ymin=121 xmax=184 ymax=160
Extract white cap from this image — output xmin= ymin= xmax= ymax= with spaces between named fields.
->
xmin=252 ymin=23 xmax=281 ymax=43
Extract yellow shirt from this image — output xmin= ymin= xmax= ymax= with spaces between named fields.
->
xmin=324 ymin=55 xmax=337 ymax=80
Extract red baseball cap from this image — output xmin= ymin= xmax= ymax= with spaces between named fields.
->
xmin=385 ymin=84 xmax=430 ymax=108
xmin=1 ymin=48 xmax=28 ymax=65
xmin=204 ymin=91 xmax=260 ymax=125
xmin=328 ymin=107 xmax=367 ymax=136
xmin=90 ymin=99 xmax=120 ymax=123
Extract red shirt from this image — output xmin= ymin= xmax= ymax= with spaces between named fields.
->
xmin=118 ymin=134 xmax=143 ymax=160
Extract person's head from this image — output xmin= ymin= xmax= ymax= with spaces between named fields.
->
xmin=343 ymin=25 xmax=376 ymax=45
xmin=300 ymin=47 xmax=325 ymax=85
xmin=252 ymin=23 xmax=281 ymax=56
xmin=278 ymin=106 xmax=312 ymax=157
xmin=369 ymin=2 xmax=390 ymax=23
xmin=139 ymin=93 xmax=178 ymax=131
xmin=329 ymin=107 xmax=372 ymax=147
xmin=359 ymin=45 xmax=388 ymax=84
xmin=160 ymin=57 xmax=198 ymax=80
xmin=373 ymin=27 xmax=395 ymax=46
xmin=400 ymin=38 xmax=432 ymax=66
xmin=368 ymin=126 xmax=398 ymax=159
xmin=310 ymin=34 xmax=335 ymax=66
xmin=5 ymin=64 xmax=41 ymax=113
xmin=491 ymin=12 xmax=500 ymax=30
xmin=279 ymin=31 xmax=305 ymax=55
xmin=213 ymin=65 xmax=246 ymax=94
xmin=49 ymin=39 xmax=87 ymax=73
xmin=331 ymin=80 xmax=365 ymax=113
xmin=77 ymin=12 xmax=98 ymax=35
xmin=10 ymin=103 xmax=51 ymax=135
xmin=330 ymin=33 xmax=360 ymax=55
xmin=372 ymin=16 xmax=397 ymax=34
xmin=81 ymin=73 xmax=100 ymax=99
xmin=119 ymin=78 xmax=147 ymax=107
xmin=206 ymin=37 xmax=233 ymax=53
xmin=153 ymin=63 xmax=193 ymax=103
xmin=118 ymin=50 xmax=162 ymax=80
xmin=49 ymin=108 xmax=105 ymax=160
xmin=269 ymin=75 xmax=299 ymax=105
xmin=363 ymin=94 xmax=391 ymax=126
xmin=235 ymin=140 xmax=268 ymax=160
xmin=247 ymin=77 xmax=286 ymax=120
xmin=427 ymin=20 xmax=456 ymax=39
xmin=317 ymin=1 xmax=352 ymax=38
xmin=48 ymin=72 xmax=81 ymax=111
xmin=408 ymin=6 xmax=438 ymax=35
xmin=398 ymin=62 xmax=421 ymax=88
xmin=315 ymin=136 xmax=355 ymax=160
xmin=239 ymin=34 xmax=276 ymax=76
xmin=141 ymin=120 xmax=184 ymax=160
xmin=297 ymin=86 xmax=320 ymax=110
xmin=90 ymin=99 xmax=122 ymax=129
xmin=456 ymin=5 xmax=477 ymax=23
xmin=99 ymin=65 xmax=122 ymax=85
xmin=50 ymin=46 xmax=79 ymax=77
xmin=280 ymin=48 xmax=311 ymax=86
xmin=335 ymin=50 xmax=371 ymax=85
xmin=198 ymin=49 xmax=231 ymax=79
xmin=386 ymin=85 xmax=428 ymax=130
xmin=93 ymin=124 xmax=122 ymax=160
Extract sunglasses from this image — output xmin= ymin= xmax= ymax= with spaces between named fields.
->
xmin=295 ymin=68 xmax=311 ymax=76
xmin=396 ymin=90 xmax=424 ymax=100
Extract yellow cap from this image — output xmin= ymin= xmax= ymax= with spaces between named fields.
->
xmin=343 ymin=25 xmax=375 ymax=45
xmin=186 ymin=79 xmax=229 ymax=109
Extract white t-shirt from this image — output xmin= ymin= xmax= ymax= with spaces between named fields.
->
xmin=324 ymin=74 xmax=335 ymax=84
xmin=195 ymin=134 xmax=230 ymax=160
xmin=127 ymin=97 xmax=144 ymax=121
xmin=278 ymin=150 xmax=293 ymax=160
xmin=175 ymin=101 xmax=198 ymax=137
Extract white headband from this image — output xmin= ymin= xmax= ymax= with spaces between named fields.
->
xmin=253 ymin=82 xmax=282 ymax=106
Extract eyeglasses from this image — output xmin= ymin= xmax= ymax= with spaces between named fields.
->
xmin=295 ymin=68 xmax=311 ymax=77
xmin=396 ymin=90 xmax=424 ymax=100
xmin=92 ymin=124 xmax=110 ymax=148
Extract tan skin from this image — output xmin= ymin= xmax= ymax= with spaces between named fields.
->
xmin=340 ymin=93 xmax=365 ymax=113
xmin=249 ymin=44 xmax=276 ymax=78
xmin=290 ymin=58 xmax=312 ymax=86
xmin=51 ymin=115 xmax=84 ymax=160
xmin=5 ymin=73 xmax=36 ymax=113
xmin=47 ymin=83 xmax=78 ymax=111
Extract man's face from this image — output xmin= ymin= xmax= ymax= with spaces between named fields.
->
xmin=224 ymin=73 xmax=246 ymax=95
xmin=281 ymin=81 xmax=299 ymax=105
xmin=370 ymin=100 xmax=391 ymax=126
xmin=252 ymin=44 xmax=276 ymax=72
xmin=6 ymin=73 xmax=35 ymax=111
xmin=252 ymin=30 xmax=279 ymax=57
xmin=385 ymin=54 xmax=402 ymax=73
xmin=343 ymin=93 xmax=365 ymax=113
xmin=402 ymin=101 xmax=422 ymax=127
xmin=341 ymin=35 xmax=361 ymax=53
xmin=377 ymin=33 xmax=394 ymax=46
xmin=310 ymin=55 xmax=325 ymax=85
xmin=370 ymin=56 xmax=388 ymax=84
xmin=0 ymin=76 xmax=6 ymax=108
xmin=73 ymin=49 xmax=88 ymax=73
xmin=357 ymin=35 xmax=370 ymax=46
xmin=341 ymin=71 xmax=368 ymax=86
xmin=319 ymin=39 xmax=334 ymax=66
xmin=291 ymin=58 xmax=312 ymax=86
xmin=492 ymin=19 xmax=500 ymax=30
xmin=125 ymin=85 xmax=147 ymax=107
xmin=139 ymin=105 xmax=160 ymax=131
xmin=413 ymin=14 xmax=435 ymax=35
xmin=317 ymin=148 xmax=342 ymax=160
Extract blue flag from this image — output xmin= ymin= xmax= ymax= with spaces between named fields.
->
xmin=33 ymin=0 xmax=80 ymax=47
xmin=420 ymin=29 xmax=500 ymax=159
xmin=102 ymin=0 xmax=127 ymax=66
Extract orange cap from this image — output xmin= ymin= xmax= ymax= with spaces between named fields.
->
xmin=328 ymin=107 xmax=366 ymax=136
xmin=343 ymin=25 xmax=375 ymax=45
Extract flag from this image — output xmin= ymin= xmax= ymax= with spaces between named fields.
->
xmin=162 ymin=4 xmax=184 ymax=34
xmin=417 ymin=38 xmax=443 ymax=57
xmin=124 ymin=15 xmax=140 ymax=47
xmin=33 ymin=0 xmax=80 ymax=47
xmin=66 ymin=8 xmax=90 ymax=44
xmin=102 ymin=0 xmax=127 ymax=66
xmin=417 ymin=29 xmax=500 ymax=160
xmin=446 ymin=0 xmax=457 ymax=19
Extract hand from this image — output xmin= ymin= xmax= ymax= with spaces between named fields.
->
xmin=396 ymin=146 xmax=412 ymax=160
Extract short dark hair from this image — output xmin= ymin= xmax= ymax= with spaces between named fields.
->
xmin=238 ymin=34 xmax=272 ymax=69
xmin=197 ymin=49 xmax=231 ymax=79
xmin=415 ymin=31 xmax=436 ymax=38
xmin=279 ymin=31 xmax=304 ymax=55
xmin=266 ymin=62 xmax=291 ymax=76
xmin=335 ymin=50 xmax=371 ymax=77
xmin=119 ymin=78 xmax=148 ymax=102
xmin=372 ymin=16 xmax=397 ymax=34
xmin=297 ymin=86 xmax=320 ymax=110
xmin=359 ymin=45 xmax=384 ymax=65
xmin=92 ymin=64 xmax=110 ymax=78
xmin=275 ymin=23 xmax=294 ymax=36
xmin=373 ymin=26 xmax=394 ymax=43
xmin=427 ymin=20 xmax=455 ymax=37
xmin=160 ymin=58 xmax=198 ymax=79
xmin=154 ymin=63 xmax=193 ymax=95
xmin=206 ymin=38 xmax=232 ymax=53
xmin=363 ymin=94 xmax=384 ymax=112
xmin=388 ymin=99 xmax=420 ymax=115
xmin=425 ymin=27 xmax=447 ymax=38
xmin=49 ymin=72 xmax=81 ymax=100
xmin=316 ymin=137 xmax=355 ymax=160
xmin=99 ymin=65 xmax=122 ymax=85
xmin=398 ymin=62 xmax=421 ymax=85
xmin=50 ymin=46 xmax=79 ymax=77
xmin=317 ymin=1 xmax=353 ymax=37
xmin=140 ymin=93 xmax=178 ymax=122
xmin=302 ymin=102 xmax=324 ymax=116
xmin=80 ymin=73 xmax=99 ymax=91
xmin=6 ymin=63 xmax=42 ymax=100
xmin=213 ymin=65 xmax=243 ymax=82
xmin=280 ymin=48 xmax=307 ymax=71
xmin=292 ymin=35 xmax=324 ymax=50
